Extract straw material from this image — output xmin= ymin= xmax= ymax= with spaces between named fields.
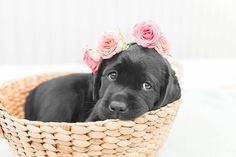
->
xmin=0 ymin=72 xmax=181 ymax=157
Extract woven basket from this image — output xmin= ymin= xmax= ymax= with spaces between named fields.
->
xmin=0 ymin=72 xmax=181 ymax=157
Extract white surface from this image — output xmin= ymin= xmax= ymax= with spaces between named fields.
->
xmin=0 ymin=59 xmax=236 ymax=157
xmin=1 ymin=0 xmax=236 ymax=65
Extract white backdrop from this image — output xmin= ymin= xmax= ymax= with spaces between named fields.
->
xmin=0 ymin=0 xmax=235 ymax=65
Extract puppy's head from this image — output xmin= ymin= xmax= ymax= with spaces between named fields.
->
xmin=92 ymin=43 xmax=181 ymax=121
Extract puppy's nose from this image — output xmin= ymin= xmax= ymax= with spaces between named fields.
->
xmin=109 ymin=101 xmax=127 ymax=113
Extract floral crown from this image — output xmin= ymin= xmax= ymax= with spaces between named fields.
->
xmin=83 ymin=20 xmax=171 ymax=73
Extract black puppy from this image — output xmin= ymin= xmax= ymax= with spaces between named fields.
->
xmin=24 ymin=43 xmax=181 ymax=122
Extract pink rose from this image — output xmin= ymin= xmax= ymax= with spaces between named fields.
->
xmin=98 ymin=33 xmax=123 ymax=59
xmin=132 ymin=20 xmax=162 ymax=48
xmin=155 ymin=36 xmax=171 ymax=55
xmin=83 ymin=48 xmax=102 ymax=73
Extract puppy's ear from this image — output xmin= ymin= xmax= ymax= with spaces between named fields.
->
xmin=92 ymin=61 xmax=106 ymax=101
xmin=153 ymin=59 xmax=181 ymax=109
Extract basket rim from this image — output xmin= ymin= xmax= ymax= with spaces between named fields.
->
xmin=0 ymin=71 xmax=181 ymax=127
xmin=0 ymin=100 xmax=181 ymax=127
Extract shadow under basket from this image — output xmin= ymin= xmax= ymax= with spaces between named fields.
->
xmin=0 ymin=72 xmax=181 ymax=157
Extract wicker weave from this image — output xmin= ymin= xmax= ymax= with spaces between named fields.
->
xmin=0 ymin=72 xmax=181 ymax=157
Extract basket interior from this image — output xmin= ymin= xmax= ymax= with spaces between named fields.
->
xmin=0 ymin=73 xmax=68 ymax=119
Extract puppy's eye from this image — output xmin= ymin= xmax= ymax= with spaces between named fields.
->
xmin=107 ymin=71 xmax=118 ymax=81
xmin=142 ymin=82 xmax=152 ymax=91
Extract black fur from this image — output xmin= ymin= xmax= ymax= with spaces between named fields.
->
xmin=24 ymin=43 xmax=181 ymax=122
